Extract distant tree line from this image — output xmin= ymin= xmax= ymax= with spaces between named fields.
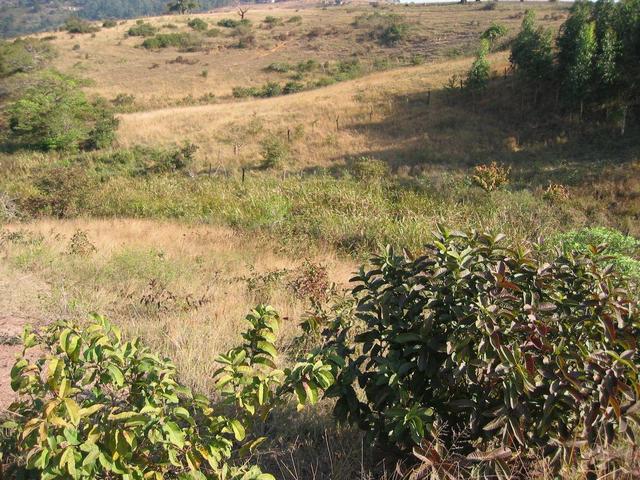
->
xmin=0 ymin=0 xmax=232 ymax=37
xmin=510 ymin=0 xmax=640 ymax=133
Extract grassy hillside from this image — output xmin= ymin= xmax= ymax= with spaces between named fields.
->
xmin=1 ymin=1 xmax=639 ymax=478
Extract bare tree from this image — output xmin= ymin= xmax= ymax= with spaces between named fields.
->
xmin=237 ymin=6 xmax=249 ymax=20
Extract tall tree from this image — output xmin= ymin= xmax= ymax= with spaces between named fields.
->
xmin=557 ymin=3 xmax=597 ymax=115
xmin=509 ymin=10 xmax=554 ymax=84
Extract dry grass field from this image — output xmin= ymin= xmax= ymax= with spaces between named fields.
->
xmin=2 ymin=2 xmax=640 ymax=478
xmin=38 ymin=2 xmax=567 ymax=103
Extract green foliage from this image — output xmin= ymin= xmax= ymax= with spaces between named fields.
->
xmin=466 ymin=39 xmax=491 ymax=92
xmin=379 ymin=23 xmax=408 ymax=46
xmin=265 ymin=62 xmax=291 ymax=73
xmin=3 ymin=314 xmax=275 ymax=479
xmin=64 ymin=16 xmax=100 ymax=34
xmin=102 ymin=19 xmax=117 ymax=28
xmin=510 ymin=10 xmax=554 ymax=82
xmin=263 ymin=16 xmax=283 ymax=27
xmin=481 ymin=22 xmax=507 ymax=45
xmin=322 ymin=228 xmax=640 ymax=474
xmin=0 ymin=38 xmax=57 ymax=78
xmin=142 ymin=32 xmax=203 ymax=50
xmin=188 ymin=18 xmax=209 ymax=32
xmin=127 ymin=22 xmax=158 ymax=37
xmin=20 ymin=166 xmax=92 ymax=218
xmin=205 ymin=28 xmax=221 ymax=37
xmin=167 ymin=0 xmax=200 ymax=15
xmin=7 ymin=71 xmax=118 ymax=152
xmin=557 ymin=2 xmax=597 ymax=106
xmin=260 ymin=135 xmax=289 ymax=169
xmin=282 ymin=81 xmax=304 ymax=95
xmin=218 ymin=18 xmax=240 ymax=28
xmin=553 ymin=227 xmax=640 ymax=281
xmin=214 ymin=306 xmax=341 ymax=418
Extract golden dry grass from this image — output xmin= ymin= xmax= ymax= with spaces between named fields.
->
xmin=36 ymin=2 xmax=567 ymax=103
xmin=0 ymin=218 xmax=354 ymax=394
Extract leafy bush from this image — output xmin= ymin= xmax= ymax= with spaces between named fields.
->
xmin=322 ymin=228 xmax=640 ymax=474
xmin=206 ymin=28 xmax=221 ymax=37
xmin=263 ymin=15 xmax=283 ymax=27
xmin=259 ymin=82 xmax=282 ymax=97
xmin=218 ymin=18 xmax=240 ymax=28
xmin=188 ymin=18 xmax=209 ymax=31
xmin=127 ymin=22 xmax=157 ymax=37
xmin=260 ymin=135 xmax=289 ymax=168
xmin=64 ymin=16 xmax=100 ymax=34
xmin=142 ymin=33 xmax=203 ymax=50
xmin=466 ymin=39 xmax=491 ymax=92
xmin=472 ymin=161 xmax=510 ymax=192
xmin=8 ymin=71 xmax=118 ymax=152
xmin=20 ymin=166 xmax=92 ymax=218
xmin=102 ymin=19 xmax=117 ymax=28
xmin=2 ymin=315 xmax=276 ymax=479
xmin=481 ymin=22 xmax=508 ymax=44
xmin=232 ymin=86 xmax=261 ymax=98
xmin=0 ymin=38 xmax=57 ymax=78
xmin=265 ymin=62 xmax=291 ymax=73
xmin=283 ymin=81 xmax=304 ymax=95
xmin=379 ymin=23 xmax=408 ymax=46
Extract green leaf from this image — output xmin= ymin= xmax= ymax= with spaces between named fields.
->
xmin=163 ymin=421 xmax=186 ymax=448
xmin=229 ymin=419 xmax=245 ymax=441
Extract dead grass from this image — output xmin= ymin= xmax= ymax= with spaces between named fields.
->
xmin=35 ymin=2 xmax=567 ymax=104
xmin=0 ymin=218 xmax=354 ymax=394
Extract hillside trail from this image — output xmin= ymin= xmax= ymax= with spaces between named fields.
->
xmin=0 ymin=263 xmax=50 ymax=412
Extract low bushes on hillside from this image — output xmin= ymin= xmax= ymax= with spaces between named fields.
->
xmin=188 ymin=18 xmax=209 ymax=31
xmin=142 ymin=32 xmax=203 ymax=50
xmin=316 ymin=228 xmax=639 ymax=476
xmin=63 ymin=16 xmax=100 ymax=34
xmin=127 ymin=21 xmax=157 ymax=37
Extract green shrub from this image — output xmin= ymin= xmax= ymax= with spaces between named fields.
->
xmin=259 ymin=81 xmax=282 ymax=97
xmin=260 ymin=135 xmax=289 ymax=168
xmin=142 ymin=32 xmax=202 ymax=50
xmin=127 ymin=22 xmax=157 ymax=37
xmin=481 ymin=22 xmax=508 ymax=44
xmin=283 ymin=81 xmax=304 ymax=94
xmin=232 ymin=86 xmax=261 ymax=98
xmin=218 ymin=18 xmax=240 ymax=28
xmin=64 ymin=17 xmax=100 ymax=34
xmin=102 ymin=19 xmax=117 ymax=28
xmin=0 ymin=38 xmax=57 ymax=78
xmin=2 ymin=315 xmax=276 ymax=479
xmin=379 ymin=23 xmax=408 ymax=46
xmin=321 ymin=228 xmax=640 ymax=474
xmin=188 ymin=18 xmax=208 ymax=31
xmin=263 ymin=15 xmax=283 ymax=27
xmin=265 ymin=62 xmax=291 ymax=73
xmin=206 ymin=27 xmax=221 ymax=37
xmin=21 ymin=165 xmax=92 ymax=218
xmin=287 ymin=15 xmax=303 ymax=23
xmin=8 ymin=71 xmax=118 ymax=152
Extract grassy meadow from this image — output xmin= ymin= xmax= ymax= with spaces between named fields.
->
xmin=1 ymin=0 xmax=639 ymax=478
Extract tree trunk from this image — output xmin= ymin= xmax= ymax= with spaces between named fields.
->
xmin=620 ymin=105 xmax=627 ymax=136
